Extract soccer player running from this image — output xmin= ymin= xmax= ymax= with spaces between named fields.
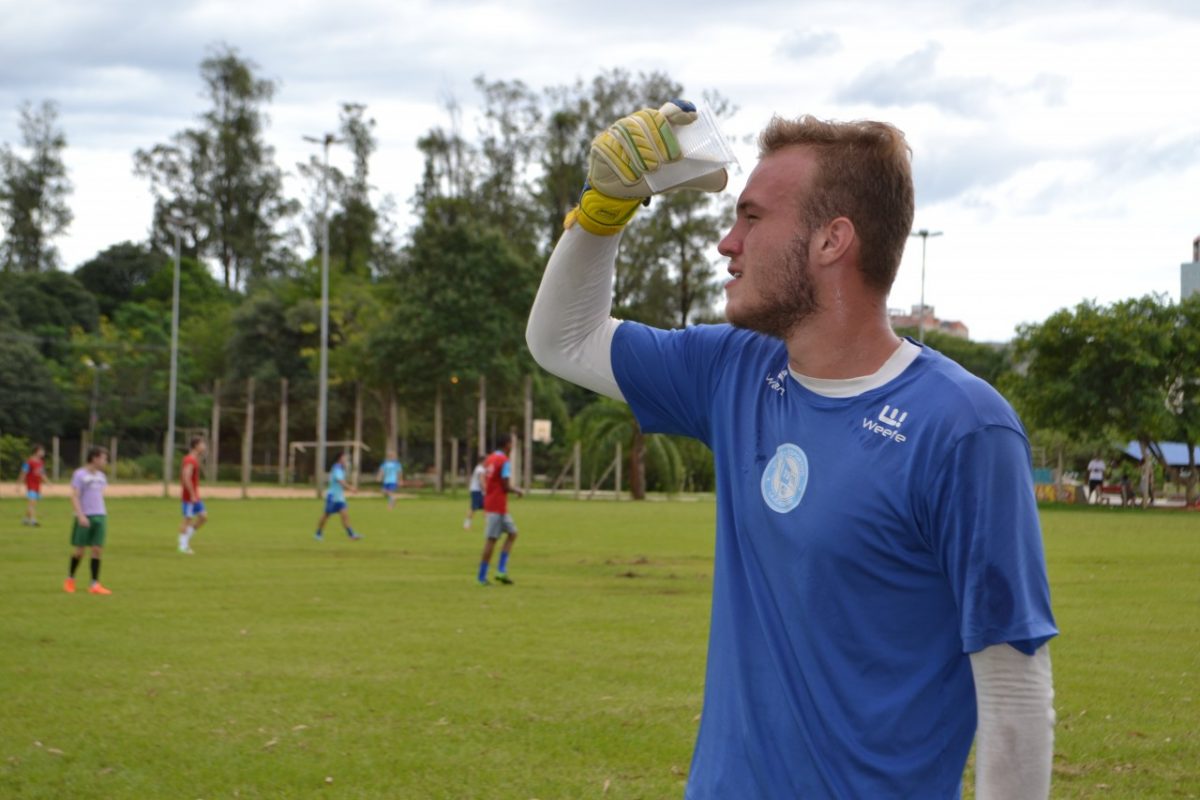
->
xmin=376 ymin=449 xmax=403 ymax=510
xmin=178 ymin=436 xmax=207 ymax=553
xmin=476 ymin=434 xmax=522 ymax=585
xmin=526 ymin=101 xmax=1057 ymax=798
xmin=18 ymin=443 xmax=49 ymax=526
xmin=65 ymin=446 xmax=112 ymax=595
xmin=463 ymin=456 xmax=486 ymax=530
xmin=315 ymin=452 xmax=362 ymax=542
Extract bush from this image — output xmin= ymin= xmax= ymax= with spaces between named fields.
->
xmin=0 ymin=433 xmax=31 ymax=480
xmin=114 ymin=458 xmax=150 ymax=481
xmin=134 ymin=452 xmax=163 ymax=480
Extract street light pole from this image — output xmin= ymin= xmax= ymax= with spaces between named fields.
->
xmin=163 ymin=215 xmax=197 ymax=497
xmin=909 ymin=229 xmax=943 ymax=343
xmin=303 ymin=133 xmax=343 ymax=497
xmin=83 ymin=357 xmax=110 ymax=447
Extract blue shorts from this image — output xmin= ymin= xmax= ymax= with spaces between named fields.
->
xmin=470 ymin=490 xmax=484 ymax=511
xmin=324 ymin=497 xmax=347 ymax=515
xmin=26 ymin=490 xmax=40 ymax=501
xmin=182 ymin=500 xmax=206 ymax=518
xmin=382 ymin=482 xmax=398 ymax=492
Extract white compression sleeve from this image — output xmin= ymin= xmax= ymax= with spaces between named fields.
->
xmin=526 ymin=227 xmax=625 ymax=401
xmin=970 ymin=643 xmax=1055 ymax=800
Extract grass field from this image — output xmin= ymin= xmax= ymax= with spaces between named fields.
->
xmin=1 ymin=494 xmax=1197 ymax=799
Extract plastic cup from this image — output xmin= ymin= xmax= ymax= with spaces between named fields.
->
xmin=644 ymin=105 xmax=739 ymax=193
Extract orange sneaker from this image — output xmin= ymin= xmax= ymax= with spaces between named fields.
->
xmin=88 ymin=583 xmax=112 ymax=595
xmin=63 ymin=577 xmax=75 ymax=594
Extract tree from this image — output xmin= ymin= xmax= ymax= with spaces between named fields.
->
xmin=297 ymin=103 xmax=390 ymax=278
xmin=0 ymin=292 xmax=64 ymax=439
xmin=228 ymin=280 xmax=319 ymax=383
xmin=0 ymin=100 xmax=72 ymax=272
xmin=1168 ymin=294 xmax=1200 ymax=504
xmin=473 ymin=77 xmax=543 ymax=255
xmin=74 ymin=242 xmax=165 ymax=318
xmin=617 ymin=189 xmax=731 ymax=328
xmin=896 ymin=328 xmax=1012 ymax=387
xmin=1004 ymin=296 xmax=1176 ymax=473
xmin=134 ymin=45 xmax=298 ymax=289
xmin=372 ymin=198 xmax=539 ymax=399
xmin=0 ymin=270 xmax=99 ymax=356
xmin=570 ymin=396 xmax=684 ymax=499
xmin=134 ymin=252 xmax=228 ymax=311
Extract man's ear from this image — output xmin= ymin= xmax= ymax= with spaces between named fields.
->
xmin=813 ymin=216 xmax=856 ymax=266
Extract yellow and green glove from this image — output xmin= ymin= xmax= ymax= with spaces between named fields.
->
xmin=565 ymin=99 xmax=728 ymax=236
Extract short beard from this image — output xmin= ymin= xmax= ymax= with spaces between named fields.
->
xmin=727 ymin=235 xmax=819 ymax=340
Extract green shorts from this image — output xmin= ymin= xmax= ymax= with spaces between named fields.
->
xmin=70 ymin=515 xmax=108 ymax=548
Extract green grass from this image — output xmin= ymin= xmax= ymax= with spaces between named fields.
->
xmin=1034 ymin=507 xmax=1200 ymax=799
xmin=1 ymin=497 xmax=1197 ymax=798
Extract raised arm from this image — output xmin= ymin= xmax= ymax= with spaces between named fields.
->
xmin=526 ymin=100 xmax=726 ymax=401
xmin=526 ymin=228 xmax=625 ymax=400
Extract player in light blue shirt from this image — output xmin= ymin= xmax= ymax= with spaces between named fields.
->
xmin=376 ymin=450 xmax=403 ymax=510
xmin=527 ymin=103 xmax=1057 ymax=798
xmin=315 ymin=452 xmax=361 ymax=542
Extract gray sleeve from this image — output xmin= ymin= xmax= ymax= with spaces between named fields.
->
xmin=970 ymin=643 xmax=1055 ymax=799
xmin=525 ymin=227 xmax=625 ymax=401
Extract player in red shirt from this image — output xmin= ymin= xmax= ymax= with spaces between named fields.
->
xmin=475 ymin=433 xmax=523 ymax=585
xmin=178 ymin=436 xmax=208 ymax=554
xmin=18 ymin=444 xmax=49 ymax=527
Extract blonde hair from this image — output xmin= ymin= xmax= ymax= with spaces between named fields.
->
xmin=759 ymin=116 xmax=914 ymax=292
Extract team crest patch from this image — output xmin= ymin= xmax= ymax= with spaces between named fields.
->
xmin=761 ymin=443 xmax=808 ymax=513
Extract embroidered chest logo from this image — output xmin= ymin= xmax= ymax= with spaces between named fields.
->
xmin=761 ymin=443 xmax=809 ymax=513
xmin=764 ymin=367 xmax=788 ymax=396
xmin=862 ymin=404 xmax=910 ymax=444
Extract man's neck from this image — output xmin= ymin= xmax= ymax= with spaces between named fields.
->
xmin=784 ymin=305 xmax=902 ymax=380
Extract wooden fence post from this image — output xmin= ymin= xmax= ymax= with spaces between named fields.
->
xmin=209 ymin=380 xmax=221 ymax=484
xmin=278 ymin=378 xmax=288 ymax=485
xmin=614 ymin=442 xmax=622 ymax=501
xmin=477 ymin=376 xmax=487 ymax=456
xmin=523 ymin=374 xmax=533 ymax=490
xmin=434 ymin=384 xmax=444 ymax=493
xmin=353 ymin=382 xmax=364 ymax=488
xmin=573 ymin=440 xmax=581 ymax=500
xmin=241 ymin=378 xmax=255 ymax=499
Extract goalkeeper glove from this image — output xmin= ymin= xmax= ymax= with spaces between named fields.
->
xmin=565 ymin=99 xmax=728 ymax=236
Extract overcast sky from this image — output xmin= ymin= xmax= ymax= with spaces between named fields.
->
xmin=2 ymin=0 xmax=1199 ymax=342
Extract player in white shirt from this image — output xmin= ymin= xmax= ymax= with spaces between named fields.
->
xmin=463 ymin=457 xmax=486 ymax=530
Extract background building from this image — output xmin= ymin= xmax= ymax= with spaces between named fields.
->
xmin=1183 ymin=235 xmax=1200 ymax=299
xmin=888 ymin=305 xmax=970 ymax=339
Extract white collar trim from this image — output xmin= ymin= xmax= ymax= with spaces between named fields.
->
xmin=788 ymin=340 xmax=921 ymax=398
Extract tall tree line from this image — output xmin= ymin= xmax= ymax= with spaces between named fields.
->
xmin=0 ymin=52 xmax=736 ymax=494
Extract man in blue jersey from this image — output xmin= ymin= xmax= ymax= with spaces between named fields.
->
xmin=315 ymin=452 xmax=362 ymax=542
xmin=376 ymin=449 xmax=403 ymax=510
xmin=527 ymin=101 xmax=1057 ymax=798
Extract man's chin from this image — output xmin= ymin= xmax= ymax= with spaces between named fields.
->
xmin=726 ymin=304 xmax=805 ymax=341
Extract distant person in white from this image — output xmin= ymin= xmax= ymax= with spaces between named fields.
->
xmin=463 ymin=457 xmax=487 ymax=530
xmin=1087 ymin=455 xmax=1106 ymax=503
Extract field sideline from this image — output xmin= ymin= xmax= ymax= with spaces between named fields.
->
xmin=2 ymin=496 xmax=1197 ymax=799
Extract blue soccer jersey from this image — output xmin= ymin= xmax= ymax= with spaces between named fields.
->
xmin=380 ymin=459 xmax=402 ymax=485
xmin=327 ymin=463 xmax=347 ymax=503
xmin=611 ymin=322 xmax=1057 ymax=799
